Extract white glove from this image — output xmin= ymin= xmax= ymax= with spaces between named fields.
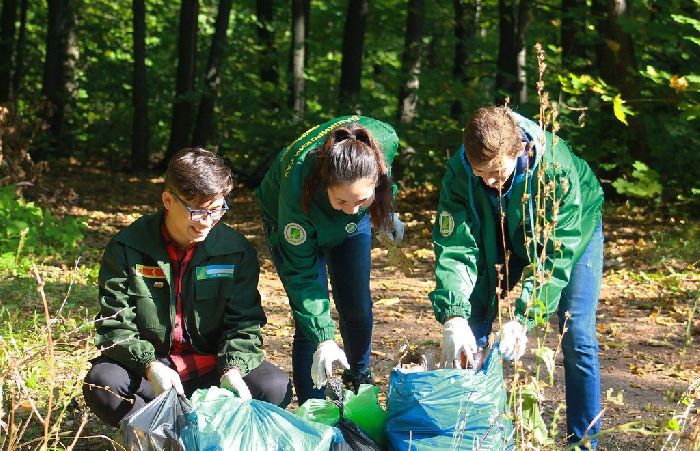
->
xmin=311 ymin=340 xmax=350 ymax=389
xmin=388 ymin=213 xmax=405 ymax=242
xmin=220 ymin=367 xmax=252 ymax=400
xmin=441 ymin=316 xmax=478 ymax=369
xmin=146 ymin=362 xmax=184 ymax=396
xmin=499 ymin=320 xmax=528 ymax=361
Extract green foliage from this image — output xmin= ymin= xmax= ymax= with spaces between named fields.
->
xmin=0 ymin=186 xmax=87 ymax=273
xmin=612 ymin=161 xmax=663 ymax=199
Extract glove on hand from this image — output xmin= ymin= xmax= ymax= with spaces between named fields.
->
xmin=147 ymin=361 xmax=184 ymax=396
xmin=387 ymin=213 xmax=405 ymax=242
xmin=311 ymin=340 xmax=350 ymax=389
xmin=499 ymin=320 xmax=528 ymax=361
xmin=441 ymin=316 xmax=478 ymax=369
xmin=220 ymin=367 xmax=252 ymax=400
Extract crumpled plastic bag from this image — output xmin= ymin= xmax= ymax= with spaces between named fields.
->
xmin=190 ymin=386 xmax=343 ymax=450
xmin=297 ymin=380 xmax=386 ymax=450
xmin=384 ymin=349 xmax=514 ymax=450
xmin=118 ymin=387 xmax=200 ymax=451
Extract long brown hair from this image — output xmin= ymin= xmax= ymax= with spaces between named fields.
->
xmin=302 ymin=124 xmax=394 ymax=232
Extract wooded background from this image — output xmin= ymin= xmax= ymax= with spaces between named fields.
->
xmin=1 ymin=0 xmax=699 ymax=202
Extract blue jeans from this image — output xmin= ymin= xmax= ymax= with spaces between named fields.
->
xmin=472 ymin=220 xmax=603 ymax=448
xmin=263 ymin=214 xmax=373 ymax=405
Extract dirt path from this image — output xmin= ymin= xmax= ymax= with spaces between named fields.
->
xmin=51 ymin=166 xmax=699 ymax=450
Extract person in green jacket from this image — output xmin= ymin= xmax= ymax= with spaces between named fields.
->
xmin=431 ymin=106 xmax=604 ymax=448
xmin=83 ymin=148 xmax=291 ymax=427
xmin=256 ymin=115 xmax=402 ymax=404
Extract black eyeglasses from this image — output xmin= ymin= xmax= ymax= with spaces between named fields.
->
xmin=170 ymin=191 xmax=229 ymax=222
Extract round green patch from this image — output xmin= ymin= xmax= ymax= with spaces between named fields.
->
xmin=284 ymin=223 xmax=307 ymax=245
xmin=345 ymin=222 xmax=358 ymax=234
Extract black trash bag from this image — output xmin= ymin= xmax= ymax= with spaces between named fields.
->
xmin=326 ymin=379 xmax=384 ymax=451
xmin=118 ymin=388 xmax=200 ymax=451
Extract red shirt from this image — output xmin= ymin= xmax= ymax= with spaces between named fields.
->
xmin=161 ymin=221 xmax=217 ymax=382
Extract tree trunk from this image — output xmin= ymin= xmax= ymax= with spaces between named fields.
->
xmin=593 ymin=0 xmax=649 ymax=163
xmin=515 ymin=0 xmax=530 ymax=104
xmin=41 ymin=0 xmax=77 ymax=156
xmin=163 ymin=0 xmax=199 ymax=166
xmin=496 ymin=0 xmax=517 ymax=104
xmin=131 ymin=0 xmax=149 ymax=172
xmin=192 ymin=0 xmax=233 ymax=146
xmin=11 ymin=0 xmax=27 ymax=100
xmin=339 ymin=0 xmax=368 ymax=110
xmin=288 ymin=0 xmax=308 ymax=121
xmin=451 ymin=0 xmax=482 ymax=120
xmin=397 ymin=0 xmax=425 ymax=125
xmin=561 ymin=0 xmax=587 ymax=70
xmin=256 ymin=0 xmax=277 ymax=84
xmin=0 ymin=0 xmax=17 ymax=103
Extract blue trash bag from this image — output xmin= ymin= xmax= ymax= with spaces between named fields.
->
xmin=118 ymin=387 xmax=200 ymax=451
xmin=384 ymin=349 xmax=514 ymax=450
xmin=190 ymin=386 xmax=344 ymax=451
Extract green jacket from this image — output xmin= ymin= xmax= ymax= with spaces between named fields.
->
xmin=94 ymin=211 xmax=266 ymax=377
xmin=256 ymin=115 xmax=399 ymax=345
xmin=430 ymin=113 xmax=603 ymax=330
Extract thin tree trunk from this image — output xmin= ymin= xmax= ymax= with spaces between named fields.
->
xmin=339 ymin=0 xmax=368 ymax=110
xmin=131 ymin=0 xmax=149 ymax=171
xmin=11 ymin=0 xmax=27 ymax=100
xmin=288 ymin=0 xmax=307 ymax=121
xmin=192 ymin=0 xmax=233 ymax=146
xmin=593 ymin=0 xmax=649 ymax=163
xmin=41 ymin=0 xmax=76 ymax=155
xmin=561 ymin=0 xmax=587 ymax=70
xmin=163 ymin=0 xmax=199 ymax=166
xmin=515 ymin=0 xmax=530 ymax=104
xmin=0 ymin=0 xmax=18 ymax=102
xmin=451 ymin=0 xmax=481 ymax=119
xmin=496 ymin=0 xmax=517 ymax=104
xmin=397 ymin=0 xmax=425 ymax=125
xmin=256 ymin=0 xmax=277 ymax=84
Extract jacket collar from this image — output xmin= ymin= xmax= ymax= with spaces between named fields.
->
xmin=114 ymin=210 xmax=240 ymax=259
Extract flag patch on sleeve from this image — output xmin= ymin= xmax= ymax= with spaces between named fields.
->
xmin=196 ymin=265 xmax=236 ymax=280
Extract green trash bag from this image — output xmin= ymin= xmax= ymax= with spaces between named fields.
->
xmin=190 ymin=387 xmax=342 ymax=450
xmin=296 ymin=383 xmax=388 ymax=446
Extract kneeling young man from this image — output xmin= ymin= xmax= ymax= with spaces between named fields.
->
xmin=431 ymin=106 xmax=604 ymax=448
xmin=84 ymin=148 xmax=291 ymax=427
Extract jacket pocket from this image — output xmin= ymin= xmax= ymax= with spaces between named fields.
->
xmin=127 ymin=278 xmax=170 ymax=340
xmin=193 ymin=279 xmax=231 ymax=335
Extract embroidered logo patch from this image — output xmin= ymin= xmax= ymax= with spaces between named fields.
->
xmin=439 ymin=211 xmax=455 ymax=237
xmin=284 ymin=223 xmax=307 ymax=245
xmin=345 ymin=222 xmax=358 ymax=234
xmin=196 ymin=265 xmax=235 ymax=280
xmin=135 ymin=264 xmax=166 ymax=279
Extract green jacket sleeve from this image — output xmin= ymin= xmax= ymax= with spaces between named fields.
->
xmin=94 ymin=240 xmax=157 ymax=377
xmin=217 ymin=244 xmax=266 ymax=377
xmin=276 ymin=211 xmax=335 ymax=346
xmin=514 ymin=152 xmax=585 ymax=331
xmin=429 ymin=163 xmax=480 ymax=324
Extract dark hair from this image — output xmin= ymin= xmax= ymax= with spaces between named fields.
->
xmin=464 ymin=106 xmax=522 ymax=164
xmin=302 ymin=124 xmax=394 ymax=231
xmin=164 ymin=147 xmax=233 ymax=203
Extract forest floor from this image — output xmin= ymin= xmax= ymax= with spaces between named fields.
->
xmin=13 ymin=164 xmax=700 ymax=450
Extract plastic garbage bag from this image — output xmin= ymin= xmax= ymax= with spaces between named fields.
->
xmin=325 ymin=379 xmax=385 ymax=451
xmin=343 ymin=384 xmax=387 ymax=445
xmin=190 ymin=386 xmax=343 ymax=451
xmin=331 ymin=419 xmax=384 ymax=451
xmin=384 ymin=349 xmax=513 ymax=450
xmin=295 ymin=398 xmax=340 ymax=426
xmin=118 ymin=387 xmax=200 ymax=451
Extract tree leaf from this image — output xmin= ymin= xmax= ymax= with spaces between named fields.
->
xmin=613 ymin=94 xmax=629 ymax=125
